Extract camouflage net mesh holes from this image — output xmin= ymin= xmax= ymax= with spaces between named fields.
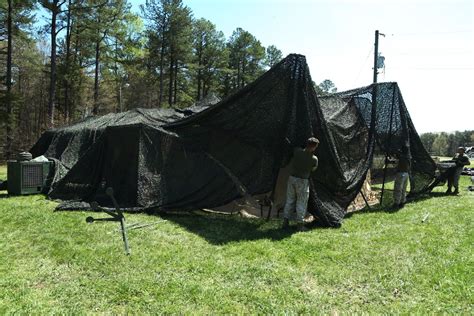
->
xmin=31 ymin=54 xmax=435 ymax=227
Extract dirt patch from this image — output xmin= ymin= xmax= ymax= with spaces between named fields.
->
xmin=210 ymin=168 xmax=379 ymax=219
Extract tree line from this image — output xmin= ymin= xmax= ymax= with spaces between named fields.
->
xmin=420 ymin=130 xmax=474 ymax=157
xmin=0 ymin=0 xmax=289 ymax=160
xmin=8 ymin=2 xmax=462 ymax=164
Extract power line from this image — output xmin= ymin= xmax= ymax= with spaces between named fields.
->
xmin=386 ymin=30 xmax=472 ymax=37
xmin=388 ymin=50 xmax=473 ymax=56
xmin=389 ymin=66 xmax=474 ymax=70
xmin=353 ymin=46 xmax=373 ymax=86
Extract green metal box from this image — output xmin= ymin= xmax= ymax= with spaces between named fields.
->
xmin=7 ymin=161 xmax=52 ymax=195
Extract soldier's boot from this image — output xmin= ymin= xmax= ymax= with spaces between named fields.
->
xmin=297 ymin=223 xmax=309 ymax=232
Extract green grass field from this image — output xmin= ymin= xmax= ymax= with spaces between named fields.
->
xmin=0 ymin=164 xmax=472 ymax=313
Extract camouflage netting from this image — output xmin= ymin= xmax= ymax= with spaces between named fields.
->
xmin=319 ymin=83 xmax=436 ymax=195
xmin=30 ymin=54 xmax=436 ymax=227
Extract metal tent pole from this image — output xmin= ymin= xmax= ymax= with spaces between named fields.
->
xmin=360 ymin=190 xmax=372 ymax=210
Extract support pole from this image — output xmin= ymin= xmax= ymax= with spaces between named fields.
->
xmin=360 ymin=190 xmax=372 ymax=210
xmin=86 ymin=188 xmax=131 ymax=255
xmin=107 ymin=187 xmax=130 ymax=255
xmin=357 ymin=30 xmax=382 ymax=210
xmin=380 ymin=161 xmax=389 ymax=206
xmin=119 ymin=215 xmax=130 ymax=255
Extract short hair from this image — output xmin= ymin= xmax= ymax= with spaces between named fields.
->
xmin=307 ymin=137 xmax=319 ymax=146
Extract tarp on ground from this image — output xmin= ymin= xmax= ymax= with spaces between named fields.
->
xmin=30 ymin=54 xmax=436 ymax=227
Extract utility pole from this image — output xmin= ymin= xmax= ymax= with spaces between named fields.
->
xmin=373 ymin=29 xmax=390 ymax=206
xmin=373 ymin=30 xmax=379 ymax=83
xmin=373 ymin=30 xmax=386 ymax=83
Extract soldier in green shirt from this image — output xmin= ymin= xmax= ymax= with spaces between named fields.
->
xmin=282 ymin=137 xmax=319 ymax=231
xmin=447 ymin=147 xmax=470 ymax=195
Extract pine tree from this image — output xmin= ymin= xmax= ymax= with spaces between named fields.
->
xmin=264 ymin=45 xmax=283 ymax=68
xmin=227 ymin=28 xmax=265 ymax=92
xmin=143 ymin=0 xmax=192 ymax=107
xmin=192 ymin=18 xmax=226 ymax=101
xmin=82 ymin=0 xmax=130 ymax=114
xmin=1 ymin=0 xmax=35 ymax=158
xmin=40 ymin=0 xmax=66 ymax=127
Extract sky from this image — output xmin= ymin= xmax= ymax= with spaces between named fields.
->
xmin=131 ymin=0 xmax=473 ymax=133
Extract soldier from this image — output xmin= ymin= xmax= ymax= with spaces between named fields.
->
xmin=446 ymin=147 xmax=470 ymax=195
xmin=282 ymin=137 xmax=319 ymax=231
xmin=392 ymin=145 xmax=411 ymax=209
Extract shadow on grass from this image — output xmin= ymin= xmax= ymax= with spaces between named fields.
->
xmin=0 ymin=191 xmax=51 ymax=200
xmin=345 ymin=189 xmax=447 ymax=219
xmin=159 ymin=211 xmax=299 ymax=245
xmin=156 ymin=188 xmax=450 ymax=244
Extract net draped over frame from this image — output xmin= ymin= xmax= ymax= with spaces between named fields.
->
xmin=30 ymin=54 xmax=436 ymax=227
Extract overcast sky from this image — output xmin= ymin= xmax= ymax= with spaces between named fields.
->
xmin=131 ymin=0 xmax=473 ymax=133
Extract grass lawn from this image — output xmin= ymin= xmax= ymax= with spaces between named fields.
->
xmin=0 ymin=164 xmax=472 ymax=313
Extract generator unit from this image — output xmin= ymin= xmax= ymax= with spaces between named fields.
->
xmin=7 ymin=160 xmax=52 ymax=195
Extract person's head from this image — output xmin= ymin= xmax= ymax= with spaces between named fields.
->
xmin=306 ymin=137 xmax=319 ymax=152
xmin=457 ymin=147 xmax=465 ymax=154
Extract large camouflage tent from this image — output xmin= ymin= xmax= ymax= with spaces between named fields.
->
xmin=31 ymin=54 xmax=436 ymax=227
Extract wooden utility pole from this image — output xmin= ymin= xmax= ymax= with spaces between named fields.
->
xmin=373 ymin=29 xmax=391 ymax=206
xmin=373 ymin=30 xmax=385 ymax=83
xmin=373 ymin=30 xmax=379 ymax=83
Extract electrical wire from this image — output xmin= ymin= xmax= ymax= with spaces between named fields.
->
xmin=353 ymin=46 xmax=373 ymax=86
xmin=385 ymin=30 xmax=472 ymax=37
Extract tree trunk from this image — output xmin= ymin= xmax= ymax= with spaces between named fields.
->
xmin=173 ymin=61 xmax=178 ymax=105
xmin=5 ymin=0 xmax=13 ymax=159
xmin=48 ymin=0 xmax=59 ymax=127
xmin=37 ymin=75 xmax=45 ymax=135
xmin=114 ymin=38 xmax=121 ymax=112
xmin=78 ymin=56 xmax=84 ymax=116
xmin=158 ymin=18 xmax=166 ymax=107
xmin=196 ymin=41 xmax=203 ymax=100
xmin=71 ymin=19 xmax=81 ymax=116
xmin=34 ymin=93 xmax=39 ymax=138
xmin=197 ymin=68 xmax=202 ymax=101
xmin=168 ymin=57 xmax=174 ymax=106
xmin=236 ymin=60 xmax=241 ymax=89
xmin=241 ymin=58 xmax=246 ymax=88
xmin=158 ymin=42 xmax=165 ymax=107
xmin=93 ymin=37 xmax=100 ymax=114
xmin=63 ymin=0 xmax=72 ymax=122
